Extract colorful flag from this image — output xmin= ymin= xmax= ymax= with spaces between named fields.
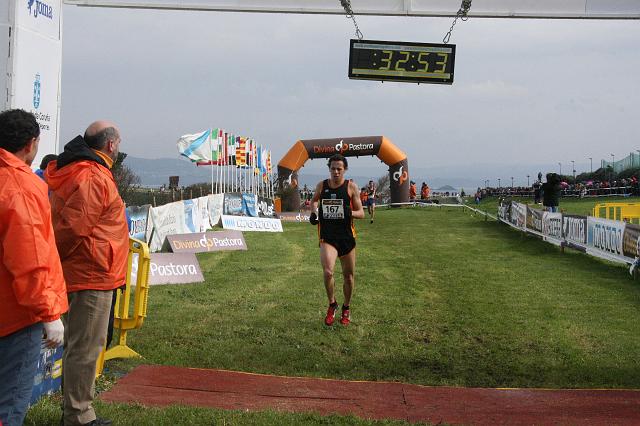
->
xmin=236 ymin=137 xmax=246 ymax=167
xmin=267 ymin=150 xmax=272 ymax=174
xmin=177 ymin=129 xmax=212 ymax=163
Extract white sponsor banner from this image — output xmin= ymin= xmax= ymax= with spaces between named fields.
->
xmin=542 ymin=212 xmax=563 ymax=243
xmin=587 ymin=217 xmax=625 ymax=257
xmin=510 ymin=202 xmax=526 ymax=229
xmin=195 ymin=196 xmax=211 ymax=232
xmin=148 ymin=253 xmax=204 ymax=285
xmin=148 ymin=201 xmax=187 ymax=252
xmin=221 ymin=214 xmax=283 ymax=232
xmin=10 ymin=0 xmax=62 ymax=168
xmin=208 ymin=193 xmax=224 ymax=227
xmin=16 ymin=0 xmax=61 ymax=39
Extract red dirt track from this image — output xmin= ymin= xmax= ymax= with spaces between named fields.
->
xmin=100 ymin=365 xmax=640 ymax=425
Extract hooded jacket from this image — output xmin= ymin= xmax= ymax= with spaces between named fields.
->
xmin=45 ymin=136 xmax=129 ymax=293
xmin=0 ymin=148 xmax=68 ymax=337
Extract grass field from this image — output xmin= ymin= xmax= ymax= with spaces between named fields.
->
xmin=26 ymin=201 xmax=640 ymax=425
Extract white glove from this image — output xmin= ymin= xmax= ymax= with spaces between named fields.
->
xmin=43 ymin=319 xmax=64 ymax=348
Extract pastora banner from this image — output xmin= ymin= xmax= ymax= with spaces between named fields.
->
xmin=542 ymin=212 xmax=563 ymax=241
xmin=221 ymin=215 xmax=283 ymax=232
xmin=562 ymin=215 xmax=587 ymax=249
xmin=526 ymin=206 xmax=543 ymax=233
xmin=167 ymin=230 xmax=247 ymax=253
xmin=510 ymin=202 xmax=526 ymax=229
xmin=622 ymin=223 xmax=640 ymax=259
xmin=587 ymin=217 xmax=625 ymax=257
xmin=278 ymin=212 xmax=311 ymax=222
xmin=148 ymin=253 xmax=204 ymax=285
xmin=126 ymin=205 xmax=151 ymax=241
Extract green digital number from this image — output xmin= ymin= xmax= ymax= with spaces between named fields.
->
xmin=417 ymin=52 xmax=430 ymax=72
xmin=435 ymin=53 xmax=448 ymax=73
xmin=380 ymin=50 xmax=393 ymax=70
xmin=394 ymin=51 xmax=410 ymax=71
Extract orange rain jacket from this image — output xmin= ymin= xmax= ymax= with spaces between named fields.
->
xmin=45 ymin=136 xmax=129 ymax=293
xmin=0 ymin=148 xmax=68 ymax=337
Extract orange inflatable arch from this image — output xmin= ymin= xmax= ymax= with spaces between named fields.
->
xmin=277 ymin=136 xmax=409 ymax=203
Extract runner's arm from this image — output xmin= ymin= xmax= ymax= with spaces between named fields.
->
xmin=311 ymin=181 xmax=323 ymax=214
xmin=349 ymin=181 xmax=365 ymax=219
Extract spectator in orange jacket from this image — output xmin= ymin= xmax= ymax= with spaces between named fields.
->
xmin=409 ymin=181 xmax=417 ymax=202
xmin=46 ymin=121 xmax=129 ymax=426
xmin=0 ymin=109 xmax=67 ymax=426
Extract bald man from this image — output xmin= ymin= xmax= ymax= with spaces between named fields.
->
xmin=46 ymin=121 xmax=129 ymax=426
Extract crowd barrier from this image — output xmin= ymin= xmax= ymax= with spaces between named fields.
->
xmin=593 ymin=202 xmax=640 ymax=224
xmin=126 ymin=193 xmax=278 ymax=252
xmin=96 ymin=238 xmax=151 ymax=376
xmin=486 ymin=185 xmax=635 ymax=198
xmin=497 ymin=200 xmax=640 ymax=269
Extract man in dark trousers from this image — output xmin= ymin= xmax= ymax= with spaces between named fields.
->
xmin=309 ymin=154 xmax=364 ymax=326
xmin=46 ymin=121 xmax=129 ymax=426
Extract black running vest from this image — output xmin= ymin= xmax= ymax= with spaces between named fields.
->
xmin=318 ymin=179 xmax=355 ymax=240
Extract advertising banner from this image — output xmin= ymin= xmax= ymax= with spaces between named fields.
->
xmin=587 ymin=217 xmax=625 ymax=257
xmin=622 ymin=223 xmax=640 ymax=259
xmin=147 ymin=201 xmax=187 ymax=252
xmin=242 ymin=193 xmax=258 ymax=217
xmin=498 ymin=201 xmax=510 ymax=223
xmin=223 ymin=192 xmax=243 ymax=216
xmin=221 ymin=214 xmax=283 ymax=232
xmin=257 ymin=196 xmax=276 ymax=217
xmin=148 ymin=253 xmax=204 ymax=285
xmin=278 ymin=212 xmax=311 ymax=222
xmin=126 ymin=204 xmax=151 ymax=241
xmin=526 ymin=206 xmax=543 ymax=233
xmin=195 ymin=196 xmax=212 ymax=232
xmin=167 ymin=230 xmax=247 ymax=253
xmin=11 ymin=0 xmax=62 ymax=168
xmin=562 ymin=215 xmax=587 ymax=250
xmin=510 ymin=202 xmax=526 ymax=229
xmin=542 ymin=212 xmax=563 ymax=241
xmin=208 ymin=193 xmax=224 ymax=227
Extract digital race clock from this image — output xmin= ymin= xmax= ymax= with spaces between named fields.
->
xmin=348 ymin=39 xmax=456 ymax=84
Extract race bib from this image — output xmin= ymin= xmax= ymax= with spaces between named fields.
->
xmin=321 ymin=199 xmax=344 ymax=220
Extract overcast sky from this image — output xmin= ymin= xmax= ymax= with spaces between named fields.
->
xmin=59 ymin=5 xmax=640 ymax=186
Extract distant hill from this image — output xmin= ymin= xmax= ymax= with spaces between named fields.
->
xmin=436 ymin=185 xmax=456 ymax=191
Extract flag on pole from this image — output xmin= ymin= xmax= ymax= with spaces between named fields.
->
xmin=267 ymin=150 xmax=272 ymax=174
xmin=229 ymin=135 xmax=237 ymax=166
xmin=177 ymin=129 xmax=212 ymax=163
xmin=236 ymin=137 xmax=246 ymax=167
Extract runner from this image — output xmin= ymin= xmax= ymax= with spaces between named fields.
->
xmin=366 ymin=180 xmax=376 ymax=224
xmin=309 ymin=154 xmax=364 ymax=326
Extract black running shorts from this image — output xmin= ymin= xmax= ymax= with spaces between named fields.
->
xmin=321 ymin=237 xmax=356 ymax=257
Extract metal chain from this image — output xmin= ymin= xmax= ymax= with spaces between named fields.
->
xmin=339 ymin=0 xmax=363 ymax=40
xmin=443 ymin=0 xmax=472 ymax=44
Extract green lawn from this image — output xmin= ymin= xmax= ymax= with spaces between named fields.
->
xmin=26 ymin=206 xmax=640 ymax=425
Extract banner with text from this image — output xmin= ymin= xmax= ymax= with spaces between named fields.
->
xmin=148 ymin=253 xmax=204 ymax=285
xmin=221 ymin=215 xmax=283 ymax=232
xmin=126 ymin=205 xmax=151 ymax=241
xmin=167 ymin=230 xmax=247 ymax=253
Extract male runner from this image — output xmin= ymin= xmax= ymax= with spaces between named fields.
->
xmin=309 ymin=154 xmax=364 ymax=326
xmin=366 ymin=180 xmax=376 ymax=223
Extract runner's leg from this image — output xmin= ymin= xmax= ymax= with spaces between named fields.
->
xmin=339 ymin=248 xmax=356 ymax=306
xmin=320 ymin=242 xmax=338 ymax=304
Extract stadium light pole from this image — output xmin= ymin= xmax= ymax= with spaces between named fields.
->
xmin=558 ymin=162 xmax=562 ymax=176
xmin=571 ymin=160 xmax=575 ymax=179
xmin=527 ymin=175 xmax=530 ymax=186
xmin=498 ymin=178 xmax=501 ymax=188
xmin=589 ymin=157 xmax=593 ymax=173
xmin=511 ymin=176 xmax=514 ymax=188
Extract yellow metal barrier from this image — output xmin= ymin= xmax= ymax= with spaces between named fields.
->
xmin=592 ymin=202 xmax=640 ymax=224
xmin=96 ymin=238 xmax=151 ymax=376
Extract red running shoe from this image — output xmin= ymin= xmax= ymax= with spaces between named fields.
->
xmin=340 ymin=307 xmax=350 ymax=326
xmin=325 ymin=303 xmax=338 ymax=326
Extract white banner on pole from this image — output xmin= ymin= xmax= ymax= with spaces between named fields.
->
xmin=221 ymin=214 xmax=283 ymax=232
